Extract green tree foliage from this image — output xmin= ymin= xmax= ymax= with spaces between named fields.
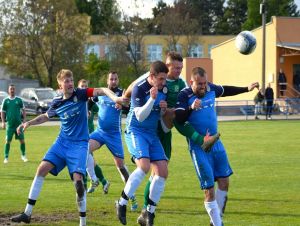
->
xmin=243 ymin=0 xmax=300 ymax=30
xmin=216 ymin=0 xmax=248 ymax=34
xmin=0 ymin=0 xmax=90 ymax=87
xmin=75 ymin=0 xmax=121 ymax=34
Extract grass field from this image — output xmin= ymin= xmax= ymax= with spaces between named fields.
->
xmin=0 ymin=120 xmax=299 ymax=226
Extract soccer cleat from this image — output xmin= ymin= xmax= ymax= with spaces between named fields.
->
xmin=115 ymin=201 xmax=127 ymax=225
xmin=201 ymin=133 xmax=220 ymax=152
xmin=145 ymin=210 xmax=155 ymax=226
xmin=103 ymin=180 xmax=110 ymax=194
xmin=87 ymin=179 xmax=99 ymax=193
xmin=21 ymin=155 xmax=28 ymax=162
xmin=130 ymin=196 xmax=138 ymax=211
xmin=137 ymin=209 xmax=147 ymax=226
xmin=10 ymin=212 xmax=31 ymax=223
xmin=3 ymin=158 xmax=8 ymax=164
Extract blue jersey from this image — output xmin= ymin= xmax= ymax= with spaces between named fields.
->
xmin=47 ymin=88 xmax=89 ymax=141
xmin=176 ymin=83 xmax=224 ymax=136
xmin=126 ymin=79 xmax=167 ymax=134
xmin=94 ymin=87 xmax=122 ymax=132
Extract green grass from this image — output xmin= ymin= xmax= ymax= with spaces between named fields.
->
xmin=0 ymin=120 xmax=300 ymax=225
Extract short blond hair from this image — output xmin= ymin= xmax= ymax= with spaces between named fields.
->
xmin=57 ymin=69 xmax=73 ymax=82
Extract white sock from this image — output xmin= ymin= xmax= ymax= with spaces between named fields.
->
xmin=77 ymin=192 xmax=86 ymax=212
xmin=204 ymin=200 xmax=222 ymax=226
xmin=86 ymin=154 xmax=98 ymax=181
xmin=122 ymin=167 xmax=146 ymax=202
xmin=80 ymin=216 xmax=86 ymax=226
xmin=216 ymin=188 xmax=228 ymax=216
xmin=149 ymin=175 xmax=165 ymax=204
xmin=25 ymin=175 xmax=45 ymax=215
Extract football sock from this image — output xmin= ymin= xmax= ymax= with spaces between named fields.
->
xmin=216 ymin=188 xmax=228 ymax=216
xmin=4 ymin=143 xmax=10 ymax=158
xmin=86 ymin=154 xmax=98 ymax=181
xmin=25 ymin=176 xmax=45 ymax=215
xmin=77 ymin=193 xmax=86 ymax=226
xmin=149 ymin=175 xmax=165 ymax=205
xmin=94 ymin=164 xmax=106 ymax=186
xmin=20 ymin=143 xmax=26 ymax=156
xmin=143 ymin=176 xmax=153 ymax=208
xmin=174 ymin=120 xmax=204 ymax=145
xmin=122 ymin=167 xmax=146 ymax=203
xmin=204 ymin=200 xmax=222 ymax=226
xmin=117 ymin=165 xmax=130 ymax=183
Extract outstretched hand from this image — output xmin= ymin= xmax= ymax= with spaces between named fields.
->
xmin=248 ymin=82 xmax=260 ymax=91
xmin=17 ymin=122 xmax=29 ymax=135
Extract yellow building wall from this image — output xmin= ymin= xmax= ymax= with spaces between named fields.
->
xmin=211 ymin=19 xmax=278 ymax=101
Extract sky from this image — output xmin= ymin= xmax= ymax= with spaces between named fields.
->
xmin=117 ymin=0 xmax=300 ymax=18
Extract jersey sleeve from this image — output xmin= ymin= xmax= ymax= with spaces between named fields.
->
xmin=19 ymin=98 xmax=25 ymax=109
xmin=175 ymin=90 xmax=189 ymax=110
xmin=209 ymin=83 xmax=224 ymax=97
xmin=76 ymin=88 xmax=89 ymax=101
xmin=1 ymin=99 xmax=7 ymax=112
xmin=46 ymin=100 xmax=58 ymax=118
xmin=131 ymin=85 xmax=146 ymax=107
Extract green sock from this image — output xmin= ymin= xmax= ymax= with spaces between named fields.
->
xmin=20 ymin=143 xmax=26 ymax=156
xmin=4 ymin=143 xmax=10 ymax=158
xmin=83 ymin=173 xmax=87 ymax=189
xmin=143 ymin=180 xmax=151 ymax=208
xmin=94 ymin=164 xmax=106 ymax=185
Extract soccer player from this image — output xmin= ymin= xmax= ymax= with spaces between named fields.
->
xmin=88 ymin=71 xmax=138 ymax=210
xmin=1 ymin=84 xmax=27 ymax=164
xmin=123 ymin=52 xmax=219 ymax=225
xmin=116 ymin=61 xmax=169 ymax=226
xmin=10 ymin=69 xmax=126 ymax=226
xmin=175 ymin=67 xmax=259 ymax=226
xmin=77 ymin=79 xmax=110 ymax=194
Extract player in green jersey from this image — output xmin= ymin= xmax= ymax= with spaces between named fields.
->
xmin=1 ymin=84 xmax=27 ymax=163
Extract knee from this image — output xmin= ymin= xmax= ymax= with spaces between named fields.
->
xmin=204 ymin=187 xmax=215 ymax=202
xmin=115 ymin=158 xmax=124 ymax=168
xmin=75 ymin=180 xmax=85 ymax=199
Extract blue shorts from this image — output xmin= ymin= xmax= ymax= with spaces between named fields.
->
xmin=89 ymin=129 xmax=124 ymax=159
xmin=43 ymin=137 xmax=88 ymax=176
xmin=125 ymin=129 xmax=167 ymax=162
xmin=189 ymin=139 xmax=233 ymax=190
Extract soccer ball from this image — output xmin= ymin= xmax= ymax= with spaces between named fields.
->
xmin=235 ymin=31 xmax=257 ymax=55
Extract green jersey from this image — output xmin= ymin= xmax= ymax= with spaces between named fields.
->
xmin=166 ymin=78 xmax=186 ymax=108
xmin=1 ymin=96 xmax=24 ymax=127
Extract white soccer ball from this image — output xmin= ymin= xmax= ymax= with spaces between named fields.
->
xmin=235 ymin=31 xmax=257 ymax=55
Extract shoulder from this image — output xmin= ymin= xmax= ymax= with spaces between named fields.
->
xmin=115 ymin=88 xmax=123 ymax=97
xmin=179 ymin=87 xmax=193 ymax=98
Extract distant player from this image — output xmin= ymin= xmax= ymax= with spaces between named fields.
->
xmin=77 ymin=79 xmax=109 ymax=194
xmin=116 ymin=61 xmax=169 ymax=226
xmin=175 ymin=67 xmax=259 ymax=226
xmin=1 ymin=84 xmax=27 ymax=164
xmin=10 ymin=69 xmax=126 ymax=226
xmin=88 ymin=71 xmax=138 ymax=210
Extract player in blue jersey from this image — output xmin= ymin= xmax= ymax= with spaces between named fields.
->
xmin=10 ymin=69 xmax=126 ymax=226
xmin=175 ymin=67 xmax=259 ymax=226
xmin=116 ymin=61 xmax=169 ymax=226
xmin=87 ymin=71 xmax=138 ymax=210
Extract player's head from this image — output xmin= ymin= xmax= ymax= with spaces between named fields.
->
xmin=190 ymin=67 xmax=207 ymax=97
xmin=107 ymin=71 xmax=119 ymax=89
xmin=165 ymin=51 xmax=183 ymax=80
xmin=8 ymin=84 xmax=16 ymax=97
xmin=78 ymin=79 xmax=88 ymax=89
xmin=149 ymin=61 xmax=168 ymax=90
xmin=56 ymin=69 xmax=74 ymax=95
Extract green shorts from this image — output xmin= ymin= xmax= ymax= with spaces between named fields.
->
xmin=157 ymin=122 xmax=172 ymax=160
xmin=6 ymin=126 xmax=24 ymax=141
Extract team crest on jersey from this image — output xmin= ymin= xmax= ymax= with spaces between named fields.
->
xmin=174 ymin=85 xmax=179 ymax=92
xmin=162 ymin=87 xmax=168 ymax=94
xmin=73 ymin=96 xmax=78 ymax=102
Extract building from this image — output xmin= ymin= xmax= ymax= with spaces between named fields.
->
xmin=211 ymin=16 xmax=300 ymax=101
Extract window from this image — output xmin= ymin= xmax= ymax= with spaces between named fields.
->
xmin=85 ymin=44 xmax=100 ymax=57
xmin=127 ymin=44 xmax=141 ymax=61
xmin=208 ymin=44 xmax=216 ymax=58
xmin=147 ymin=44 xmax=162 ymax=62
xmin=189 ymin=44 xmax=203 ymax=58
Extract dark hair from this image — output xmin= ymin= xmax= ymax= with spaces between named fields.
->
xmin=150 ymin=61 xmax=169 ymax=75
xmin=8 ymin=84 xmax=15 ymax=87
xmin=166 ymin=51 xmax=183 ymax=62
xmin=191 ymin=67 xmax=206 ymax=78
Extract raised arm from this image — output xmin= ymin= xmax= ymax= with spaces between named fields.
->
xmin=93 ymin=88 xmax=128 ymax=106
xmin=17 ymin=114 xmax=49 ymax=134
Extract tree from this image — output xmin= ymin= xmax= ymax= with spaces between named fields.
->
xmin=243 ymin=0 xmax=299 ymax=30
xmin=0 ymin=0 xmax=90 ymax=87
xmin=75 ymin=0 xmax=121 ymax=34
